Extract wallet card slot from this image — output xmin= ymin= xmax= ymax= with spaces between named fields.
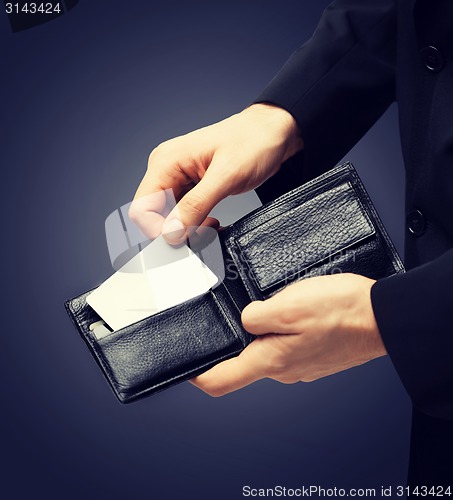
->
xmin=88 ymin=286 xmax=247 ymax=402
xmin=233 ymin=181 xmax=375 ymax=293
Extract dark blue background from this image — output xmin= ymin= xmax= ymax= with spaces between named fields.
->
xmin=0 ymin=1 xmax=410 ymax=499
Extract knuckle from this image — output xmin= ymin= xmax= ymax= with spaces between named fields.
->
xmin=181 ymin=192 xmax=205 ymax=216
xmin=274 ymin=374 xmax=299 ymax=385
xmin=277 ymin=307 xmax=298 ymax=327
xmin=267 ymin=350 xmax=288 ymax=376
xmin=128 ymin=201 xmax=142 ymax=225
xmin=148 ymin=140 xmax=174 ymax=166
xmin=147 ymin=146 xmax=160 ymax=166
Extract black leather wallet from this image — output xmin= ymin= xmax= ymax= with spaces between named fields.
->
xmin=65 ymin=162 xmax=404 ymax=403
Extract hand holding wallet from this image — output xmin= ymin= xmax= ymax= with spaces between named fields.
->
xmin=65 ymin=162 xmax=404 ymax=403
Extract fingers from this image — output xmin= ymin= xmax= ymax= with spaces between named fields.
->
xmin=128 ymin=190 xmax=167 ymax=240
xmin=129 ymin=171 xmax=223 ymax=243
xmin=162 ymin=170 xmax=229 ymax=244
xmin=190 ymin=340 xmax=268 ymax=397
xmin=131 ymin=138 xmax=231 ymax=244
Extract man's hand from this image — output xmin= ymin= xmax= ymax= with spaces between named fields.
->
xmin=191 ymin=273 xmax=386 ymax=397
xmin=129 ymin=104 xmax=303 ymax=243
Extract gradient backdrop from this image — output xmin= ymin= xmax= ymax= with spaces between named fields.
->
xmin=0 ymin=1 xmax=410 ymax=499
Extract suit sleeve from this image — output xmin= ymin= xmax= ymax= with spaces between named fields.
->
xmin=371 ymin=251 xmax=453 ymax=420
xmin=254 ymin=0 xmax=397 ymax=179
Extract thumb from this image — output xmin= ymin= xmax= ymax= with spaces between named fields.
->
xmin=242 ymin=301 xmax=273 ymax=336
xmin=190 ymin=339 xmax=269 ymax=396
xmin=162 ymin=169 xmax=228 ymax=244
xmin=242 ymin=297 xmax=299 ymax=335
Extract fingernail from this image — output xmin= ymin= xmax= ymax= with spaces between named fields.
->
xmin=163 ymin=217 xmax=185 ymax=242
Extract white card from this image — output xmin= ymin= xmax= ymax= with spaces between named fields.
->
xmin=86 ymin=236 xmax=218 ymax=332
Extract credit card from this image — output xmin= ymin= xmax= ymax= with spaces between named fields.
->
xmin=86 ymin=235 xmax=218 ymax=332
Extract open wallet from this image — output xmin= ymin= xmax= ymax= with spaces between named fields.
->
xmin=65 ymin=162 xmax=405 ymax=403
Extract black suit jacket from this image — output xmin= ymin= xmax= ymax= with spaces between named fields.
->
xmin=254 ymin=0 xmax=453 ymax=487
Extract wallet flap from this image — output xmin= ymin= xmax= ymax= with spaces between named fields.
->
xmin=235 ymin=180 xmax=375 ymax=292
xmin=221 ymin=163 xmax=404 ymax=299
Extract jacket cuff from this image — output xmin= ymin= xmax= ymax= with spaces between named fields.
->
xmin=371 ymin=249 xmax=453 ymax=420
